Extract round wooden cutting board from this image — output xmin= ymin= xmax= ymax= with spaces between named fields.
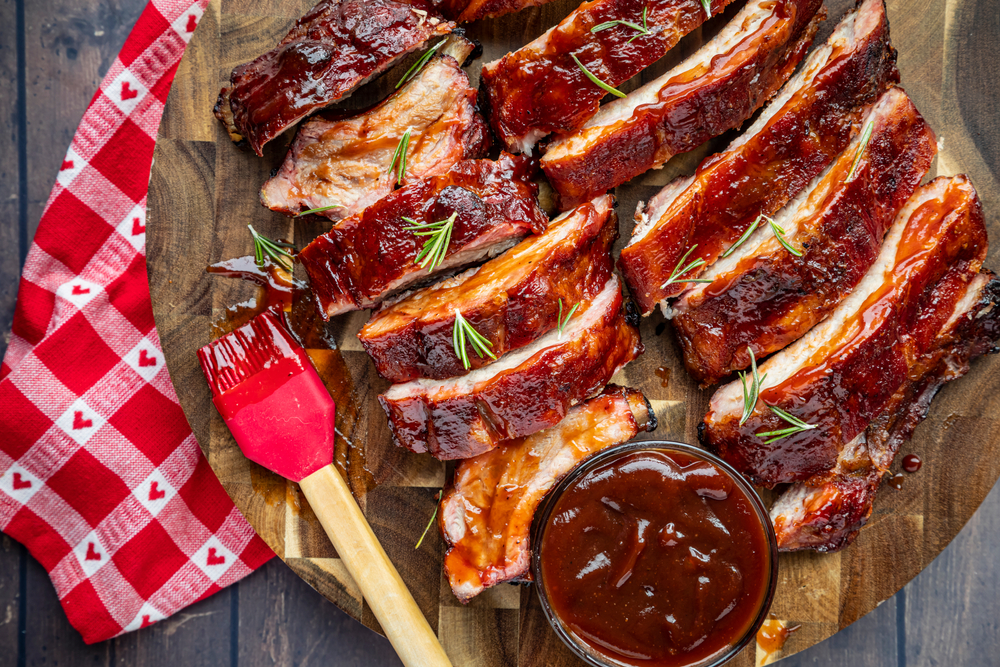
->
xmin=146 ymin=0 xmax=1000 ymax=664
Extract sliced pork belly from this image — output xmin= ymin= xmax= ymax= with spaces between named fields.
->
xmin=700 ymin=176 xmax=989 ymax=487
xmin=260 ymin=36 xmax=488 ymax=222
xmin=214 ymin=0 xmax=453 ymax=156
xmin=773 ymin=267 xmax=1000 ymax=552
xmin=360 ymin=195 xmax=616 ymax=382
xmin=618 ymin=0 xmax=898 ymax=314
xmin=379 ymin=276 xmax=643 ymax=459
xmin=299 ymin=153 xmax=546 ymax=318
xmin=672 ymin=87 xmax=935 ymax=386
xmin=540 ymin=0 xmax=824 ymax=209
xmin=441 ymin=386 xmax=655 ymax=601
xmin=481 ymin=0 xmax=738 ymax=154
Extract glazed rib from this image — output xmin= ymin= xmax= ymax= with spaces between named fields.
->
xmin=672 ymin=87 xmax=935 ymax=386
xmin=260 ymin=36 xmax=488 ymax=222
xmin=214 ymin=0 xmax=453 ymax=156
xmin=773 ymin=266 xmax=1000 ymax=552
xmin=441 ymin=386 xmax=656 ymax=601
xmin=379 ymin=276 xmax=643 ymax=460
xmin=700 ymin=176 xmax=989 ymax=487
xmin=360 ymin=195 xmax=616 ymax=382
xmin=540 ymin=0 xmax=824 ymax=209
xmin=432 ymin=0 xmax=556 ymax=24
xmin=481 ymin=0 xmax=737 ymax=154
xmin=299 ymin=153 xmax=547 ymax=318
xmin=619 ymin=0 xmax=898 ymax=313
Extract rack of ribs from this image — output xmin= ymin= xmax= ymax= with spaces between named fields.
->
xmin=214 ymin=0 xmax=453 ymax=156
xmin=769 ymin=177 xmax=999 ymax=552
xmin=540 ymin=0 xmax=824 ymax=210
xmin=481 ymin=0 xmax=737 ymax=154
xmin=360 ymin=195 xmax=616 ymax=382
xmin=701 ymin=176 xmax=991 ymax=488
xmin=299 ymin=152 xmax=547 ymax=318
xmin=260 ymin=36 xmax=488 ymax=222
xmin=671 ymin=87 xmax=935 ymax=386
xmin=441 ymin=386 xmax=656 ymax=601
xmin=618 ymin=0 xmax=898 ymax=314
xmin=432 ymin=0 xmax=558 ymax=23
xmin=379 ymin=275 xmax=642 ymax=459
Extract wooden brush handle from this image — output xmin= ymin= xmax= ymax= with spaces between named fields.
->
xmin=299 ymin=465 xmax=453 ymax=667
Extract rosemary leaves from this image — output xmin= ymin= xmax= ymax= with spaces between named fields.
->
xmin=396 ymin=40 xmax=444 ymax=89
xmin=570 ymin=53 xmax=626 ymax=98
xmin=414 ymin=492 xmax=441 ymax=549
xmin=247 ymin=224 xmax=294 ymax=272
xmin=662 ymin=244 xmax=712 ymax=288
xmin=720 ymin=214 xmax=763 ymax=258
xmin=767 ymin=216 xmax=803 ymax=257
xmin=756 ymin=405 xmax=817 ymax=443
xmin=846 ymin=119 xmax=875 ymax=182
xmin=453 ymin=310 xmax=497 ymax=370
xmin=738 ymin=347 xmax=766 ymax=425
xmin=403 ymin=211 xmax=457 ymax=272
xmin=389 ymin=129 xmax=412 ymax=184
xmin=591 ymin=6 xmax=651 ymax=43
xmin=700 ymin=0 xmax=712 ymax=18
xmin=296 ymin=204 xmax=343 ymax=217
xmin=557 ymin=299 xmax=580 ymax=338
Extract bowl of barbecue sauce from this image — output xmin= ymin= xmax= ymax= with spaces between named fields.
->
xmin=532 ymin=441 xmax=777 ymax=667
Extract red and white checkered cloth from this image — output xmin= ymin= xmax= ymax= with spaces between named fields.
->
xmin=0 ymin=0 xmax=273 ymax=645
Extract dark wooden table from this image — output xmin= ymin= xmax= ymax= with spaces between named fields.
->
xmin=1 ymin=0 xmax=998 ymax=665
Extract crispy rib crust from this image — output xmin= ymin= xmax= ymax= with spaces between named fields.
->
xmin=214 ymin=0 xmax=453 ymax=156
xmin=481 ymin=0 xmax=737 ymax=153
xmin=619 ymin=0 xmax=898 ymax=313
xmin=772 ymin=268 xmax=1000 ymax=552
xmin=379 ymin=276 xmax=643 ymax=460
xmin=299 ymin=153 xmax=547 ymax=318
xmin=540 ymin=0 xmax=824 ymax=210
xmin=260 ymin=37 xmax=488 ymax=222
xmin=672 ymin=87 xmax=936 ymax=386
xmin=701 ymin=176 xmax=989 ymax=487
xmin=360 ymin=195 xmax=616 ymax=382
xmin=441 ymin=386 xmax=656 ymax=602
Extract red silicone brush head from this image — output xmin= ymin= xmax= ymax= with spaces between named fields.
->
xmin=197 ymin=307 xmax=336 ymax=482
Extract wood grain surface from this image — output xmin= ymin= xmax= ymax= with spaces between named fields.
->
xmin=145 ymin=1 xmax=1000 ymax=665
xmin=1 ymin=0 xmax=995 ymax=665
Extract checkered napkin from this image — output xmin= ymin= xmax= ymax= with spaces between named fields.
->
xmin=0 ymin=0 xmax=273 ymax=645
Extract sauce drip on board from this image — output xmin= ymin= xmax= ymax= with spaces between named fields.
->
xmin=655 ymin=365 xmax=672 ymax=388
xmin=538 ymin=448 xmax=772 ymax=667
xmin=902 ymin=454 xmax=922 ymax=473
xmin=887 ymin=473 xmax=905 ymax=490
xmin=756 ymin=614 xmax=800 ymax=664
xmin=207 ymin=253 xmax=374 ymax=495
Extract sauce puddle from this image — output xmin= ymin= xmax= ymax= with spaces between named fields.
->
xmin=756 ymin=614 xmax=801 ymax=665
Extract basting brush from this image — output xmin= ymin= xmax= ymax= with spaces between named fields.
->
xmin=198 ymin=307 xmax=452 ymax=667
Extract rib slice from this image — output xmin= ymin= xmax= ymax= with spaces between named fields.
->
xmin=672 ymin=87 xmax=935 ymax=386
xmin=214 ymin=0 xmax=453 ymax=156
xmin=379 ymin=276 xmax=643 ymax=459
xmin=299 ymin=153 xmax=547 ymax=318
xmin=432 ymin=0 xmax=556 ymax=24
xmin=441 ymin=386 xmax=656 ymax=601
xmin=619 ymin=0 xmax=898 ymax=313
xmin=773 ymin=266 xmax=1000 ymax=552
xmin=481 ymin=0 xmax=738 ymax=154
xmin=540 ymin=0 xmax=825 ymax=210
xmin=700 ymin=176 xmax=989 ymax=487
xmin=360 ymin=195 xmax=616 ymax=382
xmin=260 ymin=36 xmax=488 ymax=222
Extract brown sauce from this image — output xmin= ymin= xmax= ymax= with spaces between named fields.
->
xmin=538 ymin=448 xmax=773 ymax=666
xmin=654 ymin=366 xmax=672 ymax=388
xmin=887 ymin=473 xmax=905 ymax=490
xmin=756 ymin=614 xmax=800 ymax=663
xmin=902 ymin=454 xmax=922 ymax=473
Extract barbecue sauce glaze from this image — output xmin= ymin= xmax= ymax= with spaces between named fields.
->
xmin=539 ymin=449 xmax=771 ymax=666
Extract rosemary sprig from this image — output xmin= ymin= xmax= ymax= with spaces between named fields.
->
xmin=591 ymin=6 xmax=651 ymax=43
xmin=699 ymin=0 xmax=712 ymax=19
xmin=738 ymin=347 xmax=766 ymax=426
xmin=756 ymin=405 xmax=817 ymax=444
xmin=388 ymin=129 xmax=412 ymax=184
xmin=720 ymin=213 xmax=763 ymax=259
xmin=453 ymin=310 xmax=496 ymax=370
xmin=397 ymin=40 xmax=444 ymax=89
xmin=557 ymin=299 xmax=580 ymax=339
xmin=662 ymin=244 xmax=713 ymax=288
xmin=414 ymin=492 xmax=441 ymax=549
xmin=766 ymin=215 xmax=803 ymax=257
xmin=403 ymin=211 xmax=457 ymax=272
xmin=570 ymin=53 xmax=626 ymax=99
xmin=247 ymin=224 xmax=294 ymax=272
xmin=296 ymin=204 xmax=344 ymax=217
xmin=846 ymin=119 xmax=875 ymax=183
